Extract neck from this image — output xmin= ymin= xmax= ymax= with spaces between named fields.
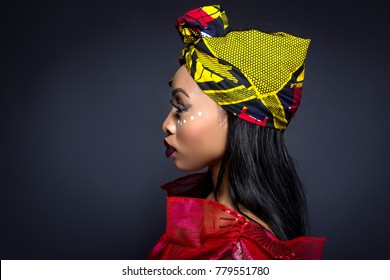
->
xmin=207 ymin=161 xmax=233 ymax=208
xmin=207 ymin=161 xmax=274 ymax=234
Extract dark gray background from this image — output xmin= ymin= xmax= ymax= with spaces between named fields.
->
xmin=1 ymin=0 xmax=389 ymax=259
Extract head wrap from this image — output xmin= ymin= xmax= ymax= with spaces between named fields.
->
xmin=175 ymin=5 xmax=311 ymax=130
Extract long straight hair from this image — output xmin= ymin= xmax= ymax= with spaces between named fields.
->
xmin=214 ymin=112 xmax=308 ymax=240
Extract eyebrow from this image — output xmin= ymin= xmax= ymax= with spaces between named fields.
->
xmin=171 ymin=87 xmax=190 ymax=99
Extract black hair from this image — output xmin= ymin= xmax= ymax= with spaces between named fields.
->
xmin=214 ymin=111 xmax=308 ymax=240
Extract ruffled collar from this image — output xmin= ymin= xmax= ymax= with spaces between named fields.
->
xmin=158 ymin=172 xmax=325 ymax=260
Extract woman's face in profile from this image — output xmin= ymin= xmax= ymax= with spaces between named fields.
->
xmin=162 ymin=65 xmax=228 ymax=172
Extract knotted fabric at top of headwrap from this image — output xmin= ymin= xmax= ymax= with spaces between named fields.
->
xmin=175 ymin=5 xmax=228 ymax=44
xmin=175 ymin=5 xmax=311 ymax=130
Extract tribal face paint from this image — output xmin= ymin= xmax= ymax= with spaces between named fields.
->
xmin=176 ymin=112 xmax=203 ymax=126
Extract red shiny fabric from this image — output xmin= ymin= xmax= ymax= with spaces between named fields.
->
xmin=148 ymin=173 xmax=325 ymax=260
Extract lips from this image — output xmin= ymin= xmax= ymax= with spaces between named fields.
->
xmin=164 ymin=139 xmax=177 ymax=158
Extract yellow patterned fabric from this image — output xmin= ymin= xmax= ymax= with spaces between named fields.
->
xmin=175 ymin=5 xmax=311 ymax=130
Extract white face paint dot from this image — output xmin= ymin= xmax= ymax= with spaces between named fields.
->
xmin=183 ymin=120 xmax=187 ymax=124
xmin=190 ymin=116 xmax=194 ymax=120
xmin=177 ymin=120 xmax=180 ymax=124
xmin=198 ymin=112 xmax=202 ymax=117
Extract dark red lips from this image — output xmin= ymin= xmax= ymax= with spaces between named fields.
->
xmin=164 ymin=139 xmax=176 ymax=158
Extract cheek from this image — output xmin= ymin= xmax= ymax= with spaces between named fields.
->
xmin=177 ymin=111 xmax=207 ymax=144
xmin=176 ymin=112 xmax=227 ymax=162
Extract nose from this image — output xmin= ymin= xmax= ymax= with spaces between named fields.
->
xmin=162 ymin=109 xmax=176 ymax=135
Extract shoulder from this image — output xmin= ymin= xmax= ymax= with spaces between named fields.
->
xmin=238 ymin=223 xmax=326 ymax=259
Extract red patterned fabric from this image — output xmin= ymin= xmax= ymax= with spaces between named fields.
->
xmin=148 ymin=173 xmax=325 ymax=260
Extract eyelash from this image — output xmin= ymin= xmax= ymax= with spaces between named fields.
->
xmin=170 ymin=100 xmax=187 ymax=115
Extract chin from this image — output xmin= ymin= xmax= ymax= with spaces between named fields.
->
xmin=173 ymin=161 xmax=207 ymax=173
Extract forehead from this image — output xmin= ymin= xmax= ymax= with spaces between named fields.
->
xmin=169 ymin=66 xmax=205 ymax=101
xmin=170 ymin=66 xmax=194 ymax=87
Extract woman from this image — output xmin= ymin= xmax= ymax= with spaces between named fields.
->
xmin=148 ymin=5 xmax=325 ymax=260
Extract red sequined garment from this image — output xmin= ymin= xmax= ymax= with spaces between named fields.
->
xmin=148 ymin=173 xmax=325 ymax=260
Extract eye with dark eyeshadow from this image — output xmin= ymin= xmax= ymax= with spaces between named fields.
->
xmin=170 ymin=99 xmax=188 ymax=115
